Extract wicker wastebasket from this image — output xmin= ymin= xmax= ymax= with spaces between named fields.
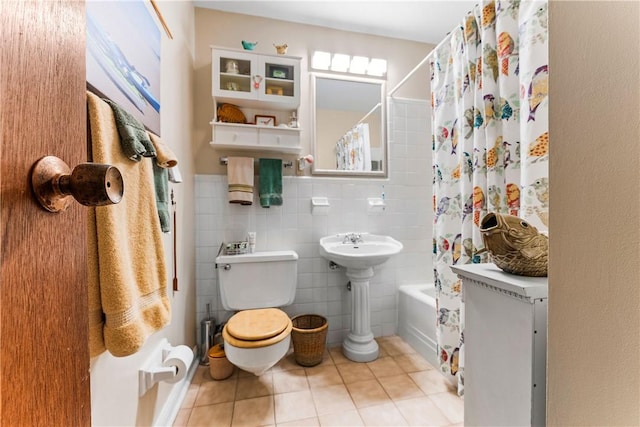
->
xmin=208 ymin=344 xmax=234 ymax=380
xmin=291 ymin=314 xmax=328 ymax=367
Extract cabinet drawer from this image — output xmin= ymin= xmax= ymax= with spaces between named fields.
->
xmin=259 ymin=128 xmax=299 ymax=149
xmin=213 ymin=125 xmax=258 ymax=147
xmin=210 ymin=123 xmax=301 ymax=154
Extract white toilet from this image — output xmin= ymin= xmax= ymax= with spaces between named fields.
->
xmin=216 ymin=250 xmax=298 ymax=375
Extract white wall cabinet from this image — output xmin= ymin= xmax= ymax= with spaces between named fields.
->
xmin=211 ymin=47 xmax=302 ymax=153
xmin=451 ymin=263 xmax=548 ymax=427
xmin=213 ymin=48 xmax=300 ymax=108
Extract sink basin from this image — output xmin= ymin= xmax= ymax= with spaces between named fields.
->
xmin=319 ymin=233 xmax=403 ymax=270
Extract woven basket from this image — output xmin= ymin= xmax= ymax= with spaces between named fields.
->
xmin=489 ymin=252 xmax=548 ymax=277
xmin=479 ymin=212 xmax=548 ymax=277
xmin=217 ymin=103 xmax=246 ymax=123
xmin=291 ymin=314 xmax=328 ymax=367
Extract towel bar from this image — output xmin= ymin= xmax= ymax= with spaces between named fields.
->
xmin=219 ymin=157 xmax=292 ymax=168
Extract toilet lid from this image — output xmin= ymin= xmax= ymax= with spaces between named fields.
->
xmin=226 ymin=308 xmax=290 ymax=341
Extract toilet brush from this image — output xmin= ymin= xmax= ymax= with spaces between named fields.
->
xmin=199 ymin=304 xmax=215 ymax=365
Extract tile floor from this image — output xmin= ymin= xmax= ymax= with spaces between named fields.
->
xmin=173 ymin=336 xmax=463 ymax=427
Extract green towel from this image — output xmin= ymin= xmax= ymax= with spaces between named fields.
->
xmin=104 ymin=100 xmax=168 ymax=232
xmin=153 ymin=162 xmax=170 ymax=233
xmin=259 ymin=158 xmax=283 ymax=208
xmin=104 ymin=99 xmax=156 ymax=162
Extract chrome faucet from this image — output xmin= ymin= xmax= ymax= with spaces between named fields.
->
xmin=343 ymin=233 xmax=362 ymax=244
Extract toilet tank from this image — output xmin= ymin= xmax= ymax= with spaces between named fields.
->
xmin=216 ymin=250 xmax=298 ymax=310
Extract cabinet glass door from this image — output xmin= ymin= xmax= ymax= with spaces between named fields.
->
xmin=261 ymin=57 xmax=299 ymax=105
xmin=215 ymin=50 xmax=255 ymax=98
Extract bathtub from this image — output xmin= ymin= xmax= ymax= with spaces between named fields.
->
xmin=398 ymin=284 xmax=438 ymax=368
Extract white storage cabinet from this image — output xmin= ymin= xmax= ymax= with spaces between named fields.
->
xmin=451 ymin=263 xmax=548 ymax=427
xmin=211 ymin=47 xmax=302 ymax=153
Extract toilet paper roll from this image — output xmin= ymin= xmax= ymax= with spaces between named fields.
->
xmin=162 ymin=345 xmax=194 ymax=384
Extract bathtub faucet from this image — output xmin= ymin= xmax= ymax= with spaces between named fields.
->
xmin=343 ymin=233 xmax=362 ymax=244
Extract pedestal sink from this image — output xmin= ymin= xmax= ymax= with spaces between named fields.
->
xmin=319 ymin=233 xmax=403 ymax=362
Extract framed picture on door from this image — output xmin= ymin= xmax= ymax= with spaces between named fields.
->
xmin=86 ymin=0 xmax=162 ymax=134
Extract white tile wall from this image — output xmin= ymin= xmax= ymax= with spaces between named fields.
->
xmin=195 ymin=98 xmax=432 ymax=345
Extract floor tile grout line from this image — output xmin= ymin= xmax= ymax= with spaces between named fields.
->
xmin=424 ymin=391 xmax=460 ymax=426
xmin=178 ymin=337 xmax=463 ymax=427
xmin=230 ymin=371 xmax=239 ymax=425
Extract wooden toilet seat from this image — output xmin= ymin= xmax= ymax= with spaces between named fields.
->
xmin=223 ymin=308 xmax=292 ymax=349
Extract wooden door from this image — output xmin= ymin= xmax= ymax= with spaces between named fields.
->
xmin=1 ymin=1 xmax=91 ymax=425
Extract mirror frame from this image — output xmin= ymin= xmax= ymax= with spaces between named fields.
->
xmin=310 ymin=73 xmax=388 ymax=178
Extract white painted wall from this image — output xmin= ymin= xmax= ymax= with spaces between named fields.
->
xmin=195 ymin=98 xmax=432 ymax=345
xmin=193 ymin=8 xmax=432 ymax=176
xmin=547 ymin=2 xmax=640 ymax=425
xmin=89 ymin=3 xmax=197 ymax=426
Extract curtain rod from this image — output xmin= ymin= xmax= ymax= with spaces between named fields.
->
xmin=425 ymin=26 xmax=461 ymax=61
xmin=388 ymin=25 xmax=462 ymax=98
xmin=388 ymin=55 xmax=431 ymax=97
xmin=357 ymin=102 xmax=382 ymax=125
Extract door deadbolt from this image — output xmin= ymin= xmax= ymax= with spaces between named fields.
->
xmin=31 ymin=156 xmax=124 ymax=212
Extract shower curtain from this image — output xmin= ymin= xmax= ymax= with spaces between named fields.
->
xmin=430 ymin=0 xmax=548 ymax=395
xmin=335 ymin=123 xmax=372 ymax=171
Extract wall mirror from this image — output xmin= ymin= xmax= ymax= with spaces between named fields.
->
xmin=311 ymin=74 xmax=387 ymax=177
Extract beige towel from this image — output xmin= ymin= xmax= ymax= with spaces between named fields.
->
xmin=87 ymin=91 xmax=171 ymax=358
xmin=228 ymin=157 xmax=254 ymax=205
xmin=147 ymin=131 xmax=178 ymax=168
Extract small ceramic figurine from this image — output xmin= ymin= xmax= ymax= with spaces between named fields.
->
xmin=225 ymin=60 xmax=238 ymax=74
xmin=274 ymin=43 xmax=288 ymax=55
xmin=241 ymin=40 xmax=257 ymax=50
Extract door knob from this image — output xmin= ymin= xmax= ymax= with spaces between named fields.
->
xmin=31 ymin=156 xmax=123 ymax=212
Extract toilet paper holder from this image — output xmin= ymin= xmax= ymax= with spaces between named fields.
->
xmin=139 ymin=365 xmax=177 ymax=396
xmin=138 ymin=344 xmax=194 ymax=396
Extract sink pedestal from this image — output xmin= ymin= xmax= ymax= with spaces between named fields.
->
xmin=342 ymin=267 xmax=379 ymax=362
xmin=318 ymin=233 xmax=403 ymax=363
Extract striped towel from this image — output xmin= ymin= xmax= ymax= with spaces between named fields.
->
xmin=227 ymin=157 xmax=254 ymax=205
